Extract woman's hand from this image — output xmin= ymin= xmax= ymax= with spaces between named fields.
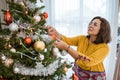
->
xmin=53 ymin=38 xmax=90 ymax=62
xmin=53 ymin=38 xmax=69 ymax=50
xmin=46 ymin=25 xmax=62 ymax=39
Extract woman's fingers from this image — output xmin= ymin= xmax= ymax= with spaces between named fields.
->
xmin=56 ymin=38 xmax=61 ymax=42
xmin=46 ymin=25 xmax=56 ymax=35
xmin=81 ymin=56 xmax=90 ymax=62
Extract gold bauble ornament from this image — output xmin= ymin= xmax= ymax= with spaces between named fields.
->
xmin=10 ymin=48 xmax=16 ymax=53
xmin=4 ymin=43 xmax=12 ymax=49
xmin=5 ymin=36 xmax=10 ymax=41
xmin=33 ymin=14 xmax=41 ymax=22
xmin=4 ymin=58 xmax=13 ymax=67
xmin=8 ymin=44 xmax=12 ymax=49
xmin=34 ymin=41 xmax=45 ymax=51
xmin=63 ymin=67 xmax=68 ymax=72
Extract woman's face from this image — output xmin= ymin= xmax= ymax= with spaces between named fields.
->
xmin=88 ymin=19 xmax=101 ymax=36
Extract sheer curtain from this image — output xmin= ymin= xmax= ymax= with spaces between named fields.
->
xmin=105 ymin=0 xmax=119 ymax=80
xmin=44 ymin=0 xmax=119 ymax=79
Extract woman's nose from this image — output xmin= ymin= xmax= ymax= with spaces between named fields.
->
xmin=89 ymin=24 xmax=93 ymax=28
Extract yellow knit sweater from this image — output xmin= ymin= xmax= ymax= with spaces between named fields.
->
xmin=62 ymin=35 xmax=109 ymax=72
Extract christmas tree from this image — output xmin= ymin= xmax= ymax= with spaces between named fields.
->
xmin=0 ymin=0 xmax=72 ymax=80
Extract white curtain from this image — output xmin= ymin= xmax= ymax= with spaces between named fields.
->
xmin=44 ymin=0 xmax=119 ymax=80
xmin=105 ymin=0 xmax=119 ymax=80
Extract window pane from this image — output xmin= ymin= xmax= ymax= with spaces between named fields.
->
xmin=55 ymin=0 xmax=81 ymax=36
xmin=83 ymin=0 xmax=106 ymax=17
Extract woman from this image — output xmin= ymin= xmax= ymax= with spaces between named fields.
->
xmin=47 ymin=16 xmax=111 ymax=80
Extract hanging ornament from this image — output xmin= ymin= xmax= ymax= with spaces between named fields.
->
xmin=41 ymin=34 xmax=52 ymax=43
xmin=24 ymin=36 xmax=32 ymax=45
xmin=63 ymin=66 xmax=68 ymax=72
xmin=0 ymin=77 xmax=7 ymax=80
xmin=50 ymin=34 xmax=56 ymax=40
xmin=33 ymin=14 xmax=41 ymax=22
xmin=8 ymin=44 xmax=12 ymax=49
xmin=4 ymin=58 xmax=13 ymax=67
xmin=10 ymin=48 xmax=16 ymax=53
xmin=42 ymin=12 xmax=48 ymax=19
xmin=1 ymin=55 xmax=7 ymax=61
xmin=5 ymin=36 xmax=10 ymax=41
xmin=9 ymin=22 xmax=18 ymax=32
xmin=34 ymin=41 xmax=45 ymax=51
xmin=52 ymin=48 xmax=61 ymax=58
xmin=61 ymin=50 xmax=68 ymax=56
xmin=25 ymin=8 xmax=28 ymax=14
xmin=4 ymin=43 xmax=12 ymax=50
xmin=38 ymin=54 xmax=44 ymax=61
xmin=65 ymin=59 xmax=71 ymax=66
xmin=31 ymin=34 xmax=39 ymax=41
xmin=60 ymin=58 xmax=66 ymax=64
xmin=21 ymin=22 xmax=30 ymax=28
xmin=14 ymin=67 xmax=20 ymax=73
xmin=72 ymin=74 xmax=79 ymax=80
xmin=18 ymin=1 xmax=25 ymax=6
xmin=4 ymin=10 xmax=12 ymax=25
xmin=44 ymin=48 xmax=47 ymax=52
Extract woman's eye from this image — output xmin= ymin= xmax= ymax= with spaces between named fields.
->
xmin=94 ymin=23 xmax=97 ymax=26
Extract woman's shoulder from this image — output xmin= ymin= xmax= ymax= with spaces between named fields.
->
xmin=96 ymin=43 xmax=109 ymax=49
xmin=77 ymin=35 xmax=87 ymax=39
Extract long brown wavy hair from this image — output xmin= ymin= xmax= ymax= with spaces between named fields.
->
xmin=87 ymin=16 xmax=111 ymax=44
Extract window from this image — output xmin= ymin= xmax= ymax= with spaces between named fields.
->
xmin=54 ymin=0 xmax=106 ymax=36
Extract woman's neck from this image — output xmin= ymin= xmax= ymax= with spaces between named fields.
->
xmin=89 ymin=36 xmax=97 ymax=43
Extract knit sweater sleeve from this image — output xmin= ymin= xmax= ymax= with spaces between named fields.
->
xmin=62 ymin=35 xmax=83 ymax=46
xmin=76 ymin=45 xmax=109 ymax=67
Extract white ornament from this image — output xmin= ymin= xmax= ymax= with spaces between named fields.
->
xmin=61 ymin=50 xmax=68 ymax=56
xmin=44 ymin=48 xmax=47 ymax=52
xmin=10 ymin=48 xmax=16 ymax=53
xmin=4 ymin=58 xmax=13 ymax=67
xmin=53 ymin=48 xmax=61 ymax=58
xmin=1 ymin=55 xmax=6 ymax=61
xmin=33 ymin=14 xmax=41 ymax=22
xmin=26 ymin=0 xmax=36 ymax=10
xmin=14 ymin=67 xmax=20 ymax=73
xmin=41 ymin=34 xmax=52 ymax=43
xmin=39 ymin=54 xmax=44 ymax=60
xmin=17 ymin=31 xmax=26 ymax=38
xmin=9 ymin=22 xmax=18 ymax=31
xmin=31 ymin=34 xmax=39 ymax=41
xmin=60 ymin=59 xmax=66 ymax=64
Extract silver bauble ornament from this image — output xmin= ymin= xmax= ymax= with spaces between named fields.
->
xmin=9 ymin=22 xmax=18 ymax=31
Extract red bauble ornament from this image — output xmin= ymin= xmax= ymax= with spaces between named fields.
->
xmin=72 ymin=74 xmax=79 ymax=80
xmin=0 ymin=77 xmax=7 ymax=80
xmin=43 ymin=12 xmax=48 ymax=19
xmin=50 ymin=34 xmax=56 ymax=40
xmin=24 ymin=36 xmax=32 ymax=45
xmin=4 ymin=10 xmax=12 ymax=25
